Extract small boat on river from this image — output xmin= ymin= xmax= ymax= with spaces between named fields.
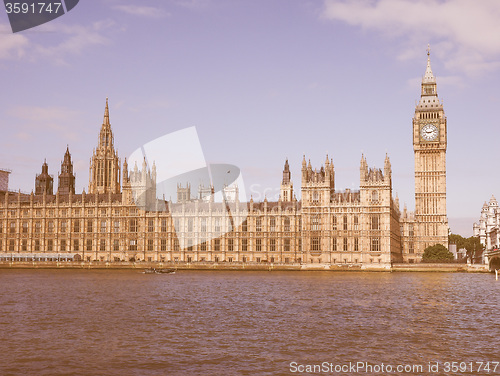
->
xmin=143 ymin=268 xmax=176 ymax=274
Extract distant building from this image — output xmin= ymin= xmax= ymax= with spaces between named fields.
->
xmin=473 ymin=196 xmax=499 ymax=257
xmin=0 ymin=169 xmax=10 ymax=192
xmin=448 ymin=243 xmax=466 ymax=261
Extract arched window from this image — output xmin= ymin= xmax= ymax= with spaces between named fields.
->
xmin=313 ymin=191 xmax=319 ymax=204
xmin=311 ymin=215 xmax=321 ymax=231
xmin=284 ymin=217 xmax=290 ymax=231
xmin=270 ymin=217 xmax=276 ymax=231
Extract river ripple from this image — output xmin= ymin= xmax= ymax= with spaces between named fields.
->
xmin=0 ymin=270 xmax=499 ymax=375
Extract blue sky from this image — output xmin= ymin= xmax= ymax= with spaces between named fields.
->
xmin=1 ymin=0 xmax=500 ymax=236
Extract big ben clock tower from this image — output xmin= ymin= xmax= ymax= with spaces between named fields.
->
xmin=413 ymin=46 xmax=449 ymax=256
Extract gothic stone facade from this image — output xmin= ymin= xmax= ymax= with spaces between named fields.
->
xmin=0 ymin=159 xmax=400 ymax=268
xmin=0 ymin=52 xmax=448 ymax=266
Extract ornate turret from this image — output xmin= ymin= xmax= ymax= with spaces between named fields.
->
xmin=177 ymin=183 xmax=191 ymax=203
xmin=324 ymin=154 xmax=334 ymax=184
xmin=282 ymin=159 xmax=291 ymax=185
xmin=127 ymin=158 xmax=157 ymax=210
xmin=360 ymin=154 xmax=368 ymax=183
xmin=301 ymin=155 xmax=307 ymax=181
xmin=280 ymin=159 xmax=293 ymax=202
xmin=58 ymin=146 xmax=76 ymax=195
xmin=123 ymin=158 xmax=129 ymax=183
xmin=151 ymin=161 xmax=157 ymax=184
xmin=35 ymin=159 xmax=54 ymax=195
xmin=384 ymin=153 xmax=391 ymax=184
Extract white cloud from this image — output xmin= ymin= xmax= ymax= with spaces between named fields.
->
xmin=33 ymin=21 xmax=112 ymax=65
xmin=0 ymin=24 xmax=30 ymax=59
xmin=0 ymin=20 xmax=113 ymax=65
xmin=114 ymin=5 xmax=170 ymax=18
xmin=322 ymin=0 xmax=500 ymax=77
xmin=175 ymin=0 xmax=210 ymax=11
xmin=9 ymin=105 xmax=79 ymax=123
xmin=8 ymin=106 xmax=81 ymax=140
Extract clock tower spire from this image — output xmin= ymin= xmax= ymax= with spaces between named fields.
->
xmin=421 ymin=44 xmax=437 ymax=96
xmin=413 ymin=46 xmax=448 ymax=258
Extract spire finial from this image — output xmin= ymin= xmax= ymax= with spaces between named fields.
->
xmin=422 ymin=44 xmax=435 ymax=84
xmin=103 ymin=97 xmax=110 ymax=126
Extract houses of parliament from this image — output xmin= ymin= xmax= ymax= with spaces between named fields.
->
xmin=0 ymin=51 xmax=448 ymax=268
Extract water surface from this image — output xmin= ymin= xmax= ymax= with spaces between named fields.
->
xmin=0 ymin=270 xmax=498 ymax=375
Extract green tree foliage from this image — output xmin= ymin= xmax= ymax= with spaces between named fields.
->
xmin=464 ymin=236 xmax=483 ymax=253
xmin=464 ymin=236 xmax=484 ymax=262
xmin=449 ymin=233 xmax=466 ymax=250
xmin=449 ymin=233 xmax=484 ymax=262
xmin=422 ymin=244 xmax=454 ymax=263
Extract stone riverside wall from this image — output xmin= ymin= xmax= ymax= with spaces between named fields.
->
xmin=0 ymin=262 xmax=490 ymax=272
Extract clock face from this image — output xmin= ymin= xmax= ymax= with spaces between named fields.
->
xmin=420 ymin=124 xmax=438 ymax=141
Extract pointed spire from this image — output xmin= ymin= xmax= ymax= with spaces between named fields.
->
xmin=123 ymin=158 xmax=129 ymax=182
xmin=360 ymin=154 xmax=368 ymax=182
xmin=103 ymin=97 xmax=110 ymax=126
xmin=58 ymin=145 xmax=75 ymax=195
xmin=42 ymin=159 xmax=48 ymax=174
xmin=302 ymin=155 xmax=307 ymax=168
xmin=90 ymin=96 xmax=120 ymax=194
xmin=423 ymin=44 xmax=435 ymax=83
xmin=282 ymin=158 xmax=291 ymax=185
xmin=63 ymin=145 xmax=71 ymax=164
xmin=284 ymin=158 xmax=290 ymax=172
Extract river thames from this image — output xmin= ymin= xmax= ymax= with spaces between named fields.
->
xmin=0 ymin=270 xmax=498 ymax=375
